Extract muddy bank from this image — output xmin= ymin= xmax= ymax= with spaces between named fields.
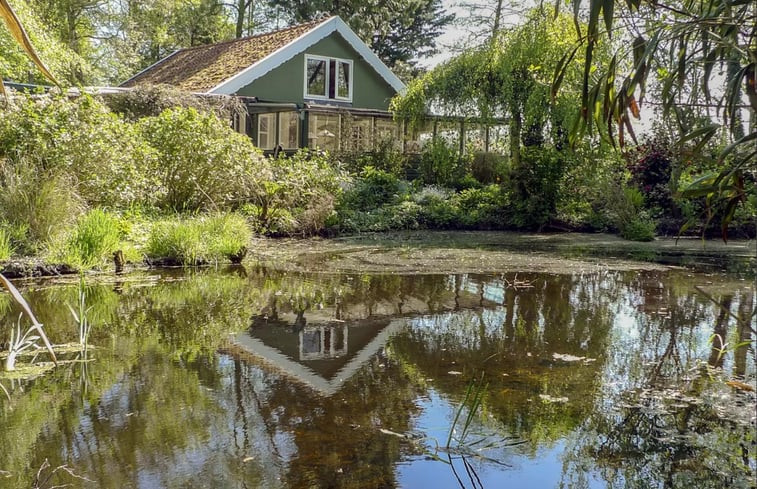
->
xmin=249 ymin=231 xmax=756 ymax=275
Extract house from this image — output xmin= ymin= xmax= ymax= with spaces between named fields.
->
xmin=121 ymin=16 xmax=407 ymax=154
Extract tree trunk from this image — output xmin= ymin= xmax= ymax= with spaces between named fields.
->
xmin=235 ymin=0 xmax=247 ymax=38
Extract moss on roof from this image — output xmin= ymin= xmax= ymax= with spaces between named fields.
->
xmin=121 ymin=18 xmax=328 ymax=92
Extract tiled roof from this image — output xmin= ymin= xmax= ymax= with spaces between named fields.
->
xmin=121 ymin=18 xmax=329 ymax=92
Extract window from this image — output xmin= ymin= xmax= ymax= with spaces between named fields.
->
xmin=305 ymin=55 xmax=353 ymax=101
xmin=257 ymin=113 xmax=275 ymax=150
xmin=278 ymin=112 xmax=299 ymax=149
xmin=308 ymin=113 xmax=340 ymax=152
xmin=347 ymin=116 xmax=372 ymax=151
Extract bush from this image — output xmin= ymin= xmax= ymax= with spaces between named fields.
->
xmin=146 ymin=213 xmax=251 ymax=265
xmin=246 ymin=150 xmax=346 ymax=235
xmin=621 ymin=215 xmax=656 ymax=241
xmin=0 ymin=94 xmax=154 ymax=208
xmin=470 ymin=152 xmax=507 ymax=184
xmin=505 ymin=147 xmax=568 ymax=229
xmin=602 ymin=183 xmax=658 ymax=241
xmin=419 ymin=137 xmax=462 ymax=186
xmin=137 ymin=107 xmax=267 ymax=212
xmin=340 ymin=166 xmax=404 ymax=212
xmin=58 ymin=209 xmax=123 ymax=268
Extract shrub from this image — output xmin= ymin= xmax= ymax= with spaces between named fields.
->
xmin=0 ymin=158 xmax=85 ymax=253
xmin=146 ymin=213 xmax=251 ymax=265
xmin=470 ymin=152 xmax=507 ymax=184
xmin=621 ymin=215 xmax=656 ymax=241
xmin=247 ymin=150 xmax=346 ymax=235
xmin=58 ymin=209 xmax=123 ymax=268
xmin=419 ymin=137 xmax=462 ymax=186
xmin=137 ymin=107 xmax=266 ymax=211
xmin=0 ymin=94 xmax=154 ymax=208
xmin=505 ymin=147 xmax=568 ymax=229
xmin=603 ymin=183 xmax=658 ymax=241
xmin=340 ymin=166 xmax=404 ymax=211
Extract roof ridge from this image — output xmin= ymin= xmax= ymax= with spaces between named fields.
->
xmin=175 ymin=17 xmax=332 ymax=53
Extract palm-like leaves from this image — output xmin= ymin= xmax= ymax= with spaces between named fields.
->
xmin=553 ymin=0 xmax=756 ymax=238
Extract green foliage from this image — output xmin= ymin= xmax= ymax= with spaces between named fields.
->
xmin=419 ymin=137 xmax=462 ymax=186
xmin=0 ymin=157 xmax=85 ymax=254
xmin=470 ymin=152 xmax=507 ymax=184
xmin=621 ymin=216 xmax=656 ymax=242
xmin=340 ymin=166 xmax=404 ymax=212
xmin=0 ymin=227 xmax=11 ymax=261
xmin=57 ymin=209 xmax=123 ymax=269
xmin=505 ymin=147 xmax=568 ymax=229
xmin=0 ymin=0 xmax=93 ymax=85
xmin=0 ymin=94 xmax=154 ymax=208
xmin=245 ymin=150 xmax=346 ymax=235
xmin=556 ymin=0 xmax=756 ymax=237
xmin=137 ymin=107 xmax=265 ymax=212
xmin=601 ymin=184 xmax=657 ymax=241
xmin=392 ymin=9 xmax=592 ymax=164
xmin=146 ymin=213 xmax=251 ymax=265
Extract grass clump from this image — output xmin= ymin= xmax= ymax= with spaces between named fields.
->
xmin=54 ymin=209 xmax=123 ymax=269
xmin=146 ymin=213 xmax=251 ymax=265
xmin=0 ymin=227 xmax=12 ymax=261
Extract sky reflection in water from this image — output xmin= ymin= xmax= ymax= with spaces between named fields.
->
xmin=0 ymin=266 xmax=754 ymax=488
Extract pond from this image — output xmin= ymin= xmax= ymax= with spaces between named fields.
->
xmin=0 ymin=239 xmax=755 ymax=488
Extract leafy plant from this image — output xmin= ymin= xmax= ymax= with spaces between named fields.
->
xmin=419 ymin=136 xmax=461 ymax=186
xmin=0 ymin=274 xmax=56 ymax=371
xmin=67 ymin=275 xmax=93 ymax=352
xmin=137 ymin=107 xmax=266 ymax=211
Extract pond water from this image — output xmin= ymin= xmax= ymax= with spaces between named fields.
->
xmin=0 ymin=261 xmax=755 ymax=488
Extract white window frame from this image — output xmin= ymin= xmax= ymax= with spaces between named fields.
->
xmin=304 ymin=54 xmax=353 ymax=102
xmin=257 ymin=113 xmax=275 ymax=150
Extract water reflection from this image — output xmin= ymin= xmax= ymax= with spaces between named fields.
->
xmin=0 ymin=267 xmax=753 ymax=488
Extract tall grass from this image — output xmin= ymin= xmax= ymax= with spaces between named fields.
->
xmin=0 ymin=227 xmax=12 ymax=261
xmin=56 ymin=209 xmax=122 ymax=269
xmin=0 ymin=160 xmax=85 ymax=253
xmin=146 ymin=213 xmax=251 ymax=265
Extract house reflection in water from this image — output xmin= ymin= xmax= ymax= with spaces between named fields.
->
xmin=300 ymin=325 xmax=347 ymax=360
xmin=232 ymin=317 xmax=404 ymax=396
xmin=230 ymin=274 xmax=501 ymax=396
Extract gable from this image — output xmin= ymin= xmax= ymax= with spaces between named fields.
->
xmin=234 ymin=32 xmax=398 ymax=110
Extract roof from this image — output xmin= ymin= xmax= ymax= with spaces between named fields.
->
xmin=121 ymin=16 xmax=405 ymax=95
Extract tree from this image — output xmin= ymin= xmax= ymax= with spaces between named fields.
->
xmin=1 ymin=0 xmax=89 ymax=87
xmin=552 ymin=0 xmax=756 ymax=237
xmin=266 ymin=0 xmax=454 ymax=68
xmin=97 ymin=0 xmax=234 ymax=84
xmin=392 ymin=9 xmax=594 ymax=165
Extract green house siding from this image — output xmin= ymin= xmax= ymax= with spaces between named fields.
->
xmin=235 ymin=33 xmax=397 ymax=110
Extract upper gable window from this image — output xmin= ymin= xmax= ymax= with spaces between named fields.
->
xmin=305 ymin=55 xmax=353 ymax=102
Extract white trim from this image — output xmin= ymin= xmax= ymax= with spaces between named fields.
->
xmin=257 ymin=113 xmax=275 ymax=149
xmin=303 ymin=54 xmax=353 ymax=102
xmin=209 ymin=16 xmax=405 ymax=95
xmin=231 ymin=320 xmax=404 ymax=396
xmin=120 ymin=50 xmax=180 ymax=87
